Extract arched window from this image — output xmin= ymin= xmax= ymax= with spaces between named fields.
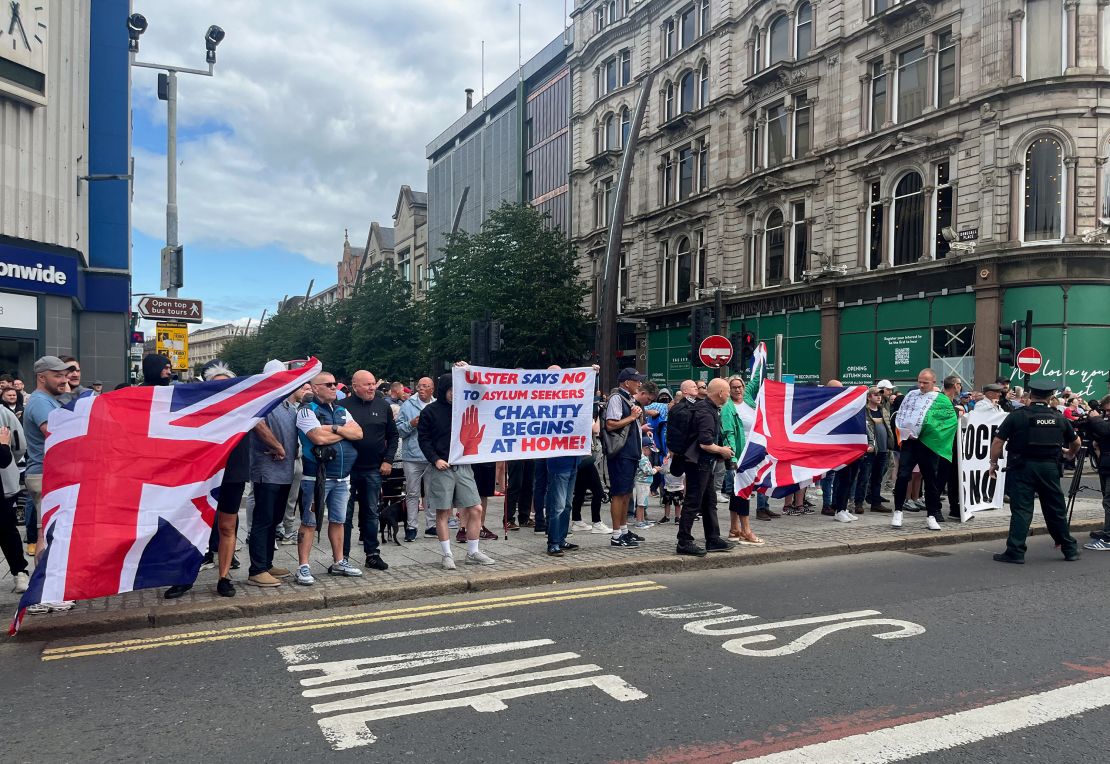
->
xmin=604 ymin=114 xmax=616 ymax=150
xmin=676 ymin=236 xmax=692 ymax=302
xmin=769 ymin=15 xmax=791 ymax=65
xmin=766 ymin=210 xmax=785 ymax=283
xmin=679 ymin=71 xmax=696 ymax=113
xmin=892 ymin=172 xmax=924 ymax=264
xmin=699 ymin=62 xmax=709 ymax=107
xmin=665 ymin=82 xmax=675 ymax=120
xmin=795 ymin=3 xmax=813 ymax=59
xmin=1023 ymin=136 xmax=1064 ymax=242
xmin=619 ymin=107 xmax=631 ymax=146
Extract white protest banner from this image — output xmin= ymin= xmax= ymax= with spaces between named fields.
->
xmin=957 ymin=407 xmax=1009 ymax=520
xmin=448 ymin=365 xmax=596 ymax=464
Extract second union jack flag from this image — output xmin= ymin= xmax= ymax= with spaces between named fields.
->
xmin=735 ymin=380 xmax=869 ymax=499
xmin=10 ymin=358 xmax=322 ymax=634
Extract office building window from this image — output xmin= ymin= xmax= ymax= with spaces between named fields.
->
xmin=620 ymin=107 xmax=631 ymax=146
xmin=698 ymin=140 xmax=708 ymax=191
xmin=680 ymin=70 xmax=696 ymax=113
xmin=596 ymin=177 xmax=615 ymax=228
xmin=766 ymin=210 xmax=785 ymax=284
xmin=936 ymin=30 xmax=956 ymax=108
xmin=699 ymin=62 xmax=709 ymax=106
xmin=695 ymin=229 xmax=707 ymax=290
xmin=1025 ymin=0 xmax=1064 ymax=79
xmin=766 ymin=103 xmax=788 ymax=166
xmin=793 ymin=94 xmax=811 ymax=157
xmin=606 ymin=57 xmax=618 ymax=92
xmin=895 ymin=43 xmax=927 ymax=122
xmin=664 ymin=18 xmax=676 ymax=57
xmin=792 ymin=202 xmax=808 ymax=281
xmin=1023 ymin=135 xmax=1064 ymax=242
xmin=621 ymin=49 xmax=632 ymax=85
xmin=676 ymin=235 xmax=692 ymax=302
xmin=892 ymin=171 xmax=924 ymax=265
xmin=934 ymin=161 xmax=953 ymax=258
xmin=753 ymin=32 xmax=762 ymax=73
xmin=868 ymin=181 xmax=884 ymax=269
xmin=870 ymin=61 xmax=887 ymax=131
xmin=769 ymin=15 xmax=790 ymax=65
xmin=660 ymin=241 xmax=672 ymax=304
xmin=619 ymin=250 xmax=629 ymax=308
xmin=680 ymin=5 xmax=696 ymax=48
xmin=796 ymin=2 xmax=813 ymax=58
xmin=665 ymin=82 xmax=675 ymax=120
xmin=700 ymin=0 xmax=710 ymax=34
xmin=678 ymin=146 xmax=695 ymax=199
xmin=662 ymin=154 xmax=675 ymax=204
xmin=604 ymin=114 xmax=617 ymax=150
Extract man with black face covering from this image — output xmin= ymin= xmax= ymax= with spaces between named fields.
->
xmin=142 ymin=354 xmax=173 ymax=386
xmin=417 ymin=373 xmax=495 ymax=570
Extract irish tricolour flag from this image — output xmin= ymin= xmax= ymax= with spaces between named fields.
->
xmin=894 ymin=389 xmax=959 ymax=460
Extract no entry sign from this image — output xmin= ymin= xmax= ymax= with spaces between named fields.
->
xmin=698 ymin=335 xmax=733 ymax=367
xmin=1016 ymin=347 xmax=1042 ymax=375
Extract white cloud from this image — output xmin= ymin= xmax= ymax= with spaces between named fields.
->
xmin=130 ymin=0 xmax=568 ymax=265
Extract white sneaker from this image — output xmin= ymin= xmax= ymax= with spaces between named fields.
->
xmin=570 ymin=521 xmax=592 ymax=532
xmin=441 ymin=554 xmax=457 ymax=571
xmin=27 ymin=601 xmax=74 ymax=614
xmin=465 ymin=550 xmax=496 ymax=566
xmin=294 ymin=564 xmax=315 ymax=585
xmin=834 ymin=510 xmax=854 ymax=523
xmin=447 ymin=517 xmax=460 ymax=530
xmin=591 ymin=521 xmax=613 ymax=534
xmin=13 ymin=571 xmax=29 ymax=593
xmin=891 ymin=510 xmax=904 ymax=528
xmin=926 ymin=516 xmax=942 ymax=531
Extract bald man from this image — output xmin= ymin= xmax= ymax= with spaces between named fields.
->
xmin=676 ymin=378 xmax=736 ymax=556
xmin=666 ymin=380 xmax=700 ymax=479
xmin=397 ymin=376 xmax=436 ymax=541
xmin=342 ymin=369 xmax=399 ymax=569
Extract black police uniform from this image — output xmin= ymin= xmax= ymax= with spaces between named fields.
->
xmin=995 ymin=400 xmax=1078 ymax=561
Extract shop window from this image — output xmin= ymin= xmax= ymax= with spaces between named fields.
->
xmin=892 ymin=171 xmax=924 ymax=264
xmin=1023 ymin=135 xmax=1064 ymax=242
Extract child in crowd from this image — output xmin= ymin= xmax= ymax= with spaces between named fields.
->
xmin=659 ymin=454 xmax=685 ymax=524
xmin=633 ymin=439 xmax=660 ymax=529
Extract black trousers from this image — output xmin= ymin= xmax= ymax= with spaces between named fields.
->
xmin=0 ymin=492 xmax=28 ymax=576
xmin=894 ymin=439 xmax=942 ymax=519
xmin=572 ymin=460 xmax=604 ymax=523
xmin=677 ymin=459 xmax=722 ymax=544
xmin=505 ymin=459 xmax=534 ymax=523
xmin=249 ymin=482 xmax=290 ymax=576
xmin=945 ymin=440 xmax=961 ymax=516
xmin=832 ymin=460 xmax=864 ymax=512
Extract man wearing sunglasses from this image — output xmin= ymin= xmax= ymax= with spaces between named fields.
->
xmin=295 ymin=372 xmax=364 ymax=585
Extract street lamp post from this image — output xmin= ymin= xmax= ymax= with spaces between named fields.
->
xmin=126 ymin=14 xmax=225 ymax=299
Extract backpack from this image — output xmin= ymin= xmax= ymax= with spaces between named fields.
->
xmin=667 ymin=398 xmax=694 ymax=456
xmin=600 ymin=388 xmax=633 ymax=456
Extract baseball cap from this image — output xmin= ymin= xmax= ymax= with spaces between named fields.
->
xmin=34 ymin=356 xmax=75 ymax=374
xmin=617 ymin=367 xmax=645 ymax=384
xmin=643 ymin=435 xmax=659 ymax=452
xmin=876 ymin=379 xmax=894 ymax=390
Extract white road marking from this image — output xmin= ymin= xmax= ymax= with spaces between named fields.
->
xmin=721 ymin=618 xmax=926 ymax=657
xmin=734 ymin=675 xmax=1110 ymax=763
xmin=639 ymin=602 xmax=739 ymax=619
xmin=277 ymin=619 xmax=512 ymax=664
xmin=684 ymin=610 xmax=882 ymax=636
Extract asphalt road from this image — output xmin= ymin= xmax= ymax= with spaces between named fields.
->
xmin=3 ymin=538 xmax=1109 ymax=764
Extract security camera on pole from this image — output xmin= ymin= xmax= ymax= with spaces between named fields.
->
xmin=127 ymin=14 xmax=226 ymax=298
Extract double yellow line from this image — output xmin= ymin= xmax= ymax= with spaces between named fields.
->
xmin=41 ymin=580 xmax=665 ymax=662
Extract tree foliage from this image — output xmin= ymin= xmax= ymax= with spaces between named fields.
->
xmin=220 ymin=203 xmax=590 ymax=381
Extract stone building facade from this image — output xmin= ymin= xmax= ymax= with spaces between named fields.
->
xmin=335 ymin=186 xmax=427 ymax=299
xmin=569 ymin=0 xmax=1110 ymax=396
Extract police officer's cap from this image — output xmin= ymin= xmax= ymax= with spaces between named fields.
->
xmin=1026 ymin=377 xmax=1057 ymax=398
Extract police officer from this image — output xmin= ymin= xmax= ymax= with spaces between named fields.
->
xmin=989 ymin=377 xmax=1081 ymax=564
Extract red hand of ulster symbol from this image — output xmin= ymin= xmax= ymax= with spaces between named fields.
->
xmin=460 ymin=405 xmax=486 ymax=456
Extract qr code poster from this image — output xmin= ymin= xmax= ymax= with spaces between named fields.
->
xmin=879 ymin=331 xmax=928 ymax=378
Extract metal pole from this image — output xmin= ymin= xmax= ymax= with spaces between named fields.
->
xmin=715 ymin=288 xmax=725 ymax=378
xmin=774 ymin=333 xmax=784 ymax=382
xmin=166 ymin=70 xmax=179 ymax=298
xmin=597 ymin=70 xmax=656 ymax=391
xmin=1024 ymin=308 xmax=1034 ymax=389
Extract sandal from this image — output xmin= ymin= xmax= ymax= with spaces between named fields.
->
xmin=738 ymin=533 xmax=766 ymax=546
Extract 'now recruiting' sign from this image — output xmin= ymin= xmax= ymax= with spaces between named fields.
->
xmin=449 ymin=366 xmax=596 ymax=464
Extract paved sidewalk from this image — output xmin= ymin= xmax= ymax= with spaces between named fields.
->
xmin=4 ymin=494 xmax=1105 ymax=640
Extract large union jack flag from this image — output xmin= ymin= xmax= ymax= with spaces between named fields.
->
xmin=10 ymin=358 xmax=322 ymax=634
xmin=734 ymin=380 xmax=869 ymax=499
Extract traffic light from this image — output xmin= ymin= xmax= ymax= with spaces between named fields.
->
xmin=998 ymin=319 xmax=1021 ymax=367
xmin=740 ymin=324 xmax=757 ymax=368
xmin=489 ymin=319 xmax=504 ymax=353
xmin=687 ymin=306 xmax=714 ymax=362
xmin=728 ymin=332 xmax=744 ymax=374
xmin=470 ymin=319 xmax=491 ymax=366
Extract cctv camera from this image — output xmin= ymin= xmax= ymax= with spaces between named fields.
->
xmin=127 ymin=13 xmax=148 ymax=52
xmin=941 ymin=226 xmax=957 ymax=243
xmin=205 ymin=25 xmax=226 ymax=63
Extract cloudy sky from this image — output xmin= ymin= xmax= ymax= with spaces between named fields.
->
xmin=130 ymin=0 xmax=569 ymax=328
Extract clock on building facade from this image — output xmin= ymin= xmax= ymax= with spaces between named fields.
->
xmin=0 ymin=0 xmax=48 ymax=105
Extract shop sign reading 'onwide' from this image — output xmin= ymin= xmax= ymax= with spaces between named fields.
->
xmin=137 ymin=296 xmax=203 ymax=323
xmin=0 ymin=244 xmax=79 ymax=298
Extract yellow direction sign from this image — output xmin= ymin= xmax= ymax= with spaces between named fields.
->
xmin=155 ymin=322 xmax=189 ymax=371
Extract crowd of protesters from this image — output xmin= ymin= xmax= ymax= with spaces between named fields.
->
xmin=3 ymin=353 xmax=1109 ymax=605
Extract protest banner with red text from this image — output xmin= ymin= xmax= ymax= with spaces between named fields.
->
xmin=449 ymin=365 xmax=596 ymax=464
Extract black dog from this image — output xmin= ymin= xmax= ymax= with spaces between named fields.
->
xmin=379 ymin=500 xmax=404 ymax=546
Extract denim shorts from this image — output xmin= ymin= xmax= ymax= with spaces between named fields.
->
xmin=299 ymin=477 xmax=350 ymax=527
